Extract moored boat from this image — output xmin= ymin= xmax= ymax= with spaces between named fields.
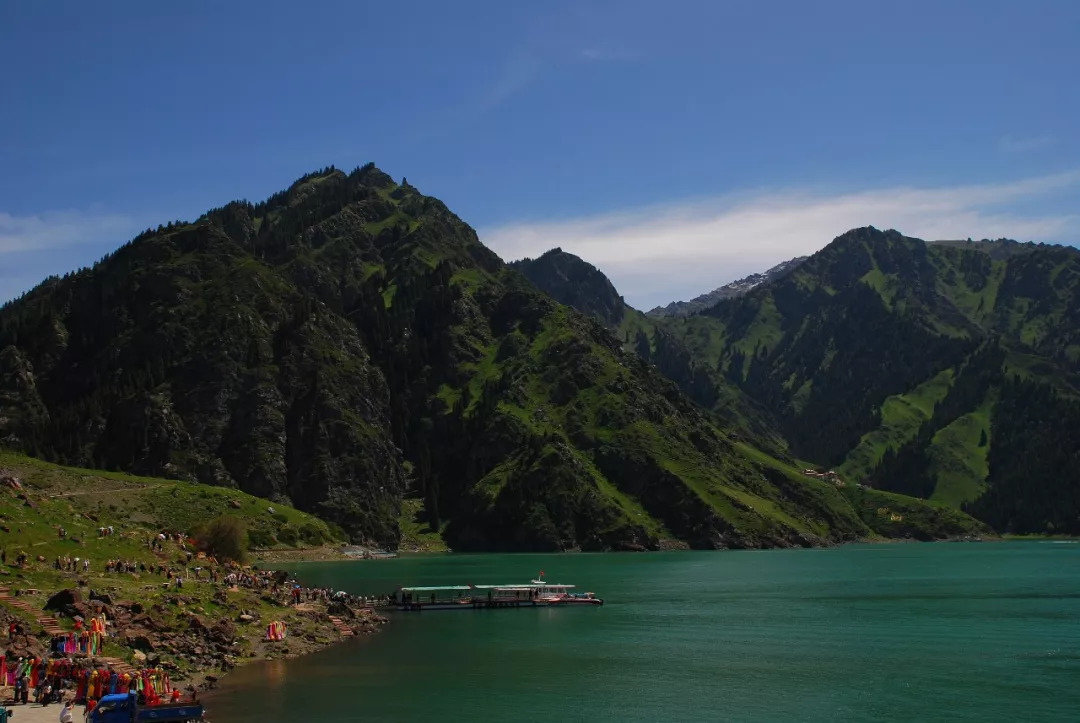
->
xmin=393 ymin=572 xmax=603 ymax=610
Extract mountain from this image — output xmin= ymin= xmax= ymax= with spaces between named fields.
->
xmin=513 ymin=249 xmax=790 ymax=449
xmin=930 ymin=238 xmax=1045 ymax=261
xmin=510 ymin=248 xmax=625 ymax=326
xmin=647 ymin=257 xmax=808 ymax=317
xmin=0 ymin=169 xmax=980 ymax=551
xmin=515 ymin=230 xmax=1080 ymax=535
xmin=666 ymin=227 xmax=1080 ymax=534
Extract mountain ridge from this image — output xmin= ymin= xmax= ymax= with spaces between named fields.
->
xmin=0 ymin=169 xmax=983 ymax=550
xmin=528 ymin=227 xmax=1080 ymax=535
xmin=647 ymin=256 xmax=808 ymax=317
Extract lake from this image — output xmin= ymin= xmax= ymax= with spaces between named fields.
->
xmin=206 ymin=542 xmax=1080 ymax=722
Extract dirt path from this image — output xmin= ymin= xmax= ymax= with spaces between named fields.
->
xmin=2 ymin=701 xmax=82 ymax=723
xmin=48 ymin=485 xmax=168 ymax=498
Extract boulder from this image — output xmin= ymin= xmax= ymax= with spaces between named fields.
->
xmin=209 ymin=619 xmax=236 ymax=643
xmin=89 ymin=590 xmax=113 ymax=605
xmin=70 ymin=602 xmax=93 ymax=621
xmin=327 ymin=601 xmax=355 ymax=619
xmin=44 ymin=588 xmax=81 ymax=613
xmin=236 ymin=614 xmax=255 ymax=623
xmin=127 ymin=634 xmax=154 ymax=652
xmin=132 ymin=650 xmax=147 ymax=664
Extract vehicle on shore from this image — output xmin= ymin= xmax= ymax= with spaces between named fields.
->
xmin=88 ymin=692 xmax=204 ymax=722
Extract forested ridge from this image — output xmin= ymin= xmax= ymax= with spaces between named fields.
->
xmin=0 ymin=168 xmax=982 ymax=550
xmin=516 ymin=231 xmax=1080 ymax=535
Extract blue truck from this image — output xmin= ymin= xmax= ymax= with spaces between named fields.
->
xmin=88 ymin=692 xmax=204 ymax=722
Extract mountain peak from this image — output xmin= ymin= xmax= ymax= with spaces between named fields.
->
xmin=647 ymin=256 xmax=808 ymax=318
xmin=511 ymin=248 xmax=626 ymax=326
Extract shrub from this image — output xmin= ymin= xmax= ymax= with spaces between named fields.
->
xmin=298 ymin=522 xmax=326 ymax=545
xmin=276 ymin=526 xmax=299 ymax=547
xmin=193 ymin=515 xmax=248 ymax=562
xmin=247 ymin=528 xmax=276 ymax=549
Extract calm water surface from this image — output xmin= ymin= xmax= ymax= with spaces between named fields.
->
xmin=207 ymin=542 xmax=1080 ymax=722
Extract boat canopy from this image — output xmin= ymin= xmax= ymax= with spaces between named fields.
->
xmin=526 ymin=582 xmax=574 ymax=588
xmin=470 ymin=584 xmax=518 ymax=590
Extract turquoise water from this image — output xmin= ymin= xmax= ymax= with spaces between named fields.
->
xmin=207 ymin=542 xmax=1080 ymax=722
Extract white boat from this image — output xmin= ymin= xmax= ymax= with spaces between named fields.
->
xmin=393 ymin=573 xmax=603 ymax=610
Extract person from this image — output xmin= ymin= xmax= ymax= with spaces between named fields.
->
xmin=42 ymin=679 xmax=53 ymax=706
xmin=170 ymin=689 xmax=181 ymax=703
xmin=85 ymin=698 xmax=97 ymax=720
xmin=59 ymin=701 xmax=74 ymax=723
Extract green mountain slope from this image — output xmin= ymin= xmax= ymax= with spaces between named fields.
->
xmin=515 ymin=230 xmax=1080 ymax=535
xmin=510 ymin=248 xmax=626 ymax=326
xmin=0 ymin=169 xmax=981 ymax=550
xmin=675 ymin=228 xmax=1080 ymax=533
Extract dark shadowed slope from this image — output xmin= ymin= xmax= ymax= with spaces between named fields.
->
xmin=0 ymin=177 xmax=986 ymax=548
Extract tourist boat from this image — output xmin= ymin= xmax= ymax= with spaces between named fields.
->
xmin=393 ymin=574 xmax=603 ymax=611
xmin=527 ymin=578 xmax=603 ymax=606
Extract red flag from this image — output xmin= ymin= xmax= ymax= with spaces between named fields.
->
xmin=539 ymin=570 xmax=545 ymax=577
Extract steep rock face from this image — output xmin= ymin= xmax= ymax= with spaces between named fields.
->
xmin=511 ymin=248 xmax=626 ymax=326
xmin=0 ymin=345 xmax=49 ymax=445
xmin=0 ymin=176 xmax=985 ymax=548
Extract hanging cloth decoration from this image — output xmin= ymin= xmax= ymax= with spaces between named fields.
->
xmin=266 ymin=621 xmax=288 ymax=641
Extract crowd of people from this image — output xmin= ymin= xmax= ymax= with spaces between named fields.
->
xmin=3 ymin=655 xmax=189 ymax=715
xmin=1 ymin=522 xmax=392 ymax=716
xmin=54 ymin=556 xmax=90 ymax=573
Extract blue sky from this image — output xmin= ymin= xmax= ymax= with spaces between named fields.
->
xmin=2 ymin=0 xmax=1078 ymax=308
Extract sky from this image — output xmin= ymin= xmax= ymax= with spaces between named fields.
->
xmin=1 ymin=0 xmax=1078 ymax=309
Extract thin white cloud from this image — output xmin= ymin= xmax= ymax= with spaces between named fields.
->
xmin=0 ymin=210 xmax=134 ymax=254
xmin=998 ymin=134 xmax=1056 ymax=154
xmin=481 ymin=172 xmax=1080 ymax=309
xmin=475 ymin=51 xmax=542 ymax=114
xmin=579 ymin=47 xmax=637 ymax=62
xmin=0 ymin=209 xmax=137 ymax=303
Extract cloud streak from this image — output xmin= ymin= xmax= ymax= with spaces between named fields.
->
xmin=0 ymin=209 xmax=137 ymax=303
xmin=0 ymin=210 xmax=134 ymax=254
xmin=998 ymin=134 xmax=1055 ymax=154
xmin=481 ymin=171 xmax=1080 ymax=309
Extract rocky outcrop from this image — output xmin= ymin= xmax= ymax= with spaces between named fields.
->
xmin=647 ymin=256 xmax=808 ymax=317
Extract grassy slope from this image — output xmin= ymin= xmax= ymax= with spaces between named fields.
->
xmin=0 ymin=452 xmax=354 ymax=682
xmin=397 ymin=498 xmax=449 ymax=552
xmin=840 ymin=485 xmax=988 ymax=541
xmin=927 ymin=392 xmax=994 ymax=507
xmin=838 ymin=369 xmax=954 ymax=482
xmin=642 ymin=235 xmax=1078 ymax=526
xmin=0 ymin=452 xmax=342 ymax=552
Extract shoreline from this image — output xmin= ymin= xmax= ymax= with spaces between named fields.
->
xmin=4 ymin=534 xmax=1057 ymax=710
xmin=0 ymin=544 xmax=391 ymax=709
xmin=178 ymin=534 xmax=1065 ymax=702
